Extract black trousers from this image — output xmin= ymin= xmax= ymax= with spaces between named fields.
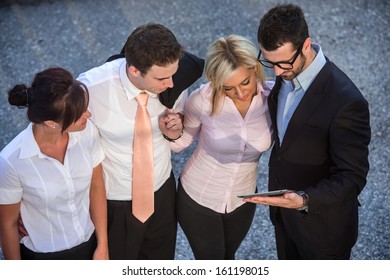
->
xmin=177 ymin=179 xmax=256 ymax=260
xmin=20 ymin=232 xmax=96 ymax=260
xmin=107 ymin=172 xmax=177 ymax=260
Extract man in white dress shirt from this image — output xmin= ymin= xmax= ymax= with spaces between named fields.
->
xmin=78 ymin=23 xmax=197 ymax=259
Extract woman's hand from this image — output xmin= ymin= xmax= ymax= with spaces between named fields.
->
xmin=159 ymin=109 xmax=183 ymax=140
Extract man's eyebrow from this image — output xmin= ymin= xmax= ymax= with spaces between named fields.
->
xmin=155 ymin=76 xmax=171 ymax=80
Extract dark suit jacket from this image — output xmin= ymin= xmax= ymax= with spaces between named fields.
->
xmin=268 ymin=59 xmax=371 ymax=257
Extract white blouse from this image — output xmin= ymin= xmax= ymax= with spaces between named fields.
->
xmin=171 ymin=81 xmax=273 ymax=213
xmin=0 ymin=120 xmax=104 ymax=253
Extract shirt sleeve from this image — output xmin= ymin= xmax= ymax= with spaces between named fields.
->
xmin=88 ymin=120 xmax=105 ymax=168
xmin=0 ymin=156 xmax=23 ymax=204
xmin=170 ymin=85 xmax=205 ymax=153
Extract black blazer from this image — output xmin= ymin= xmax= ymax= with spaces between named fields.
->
xmin=268 ymin=59 xmax=371 ymax=256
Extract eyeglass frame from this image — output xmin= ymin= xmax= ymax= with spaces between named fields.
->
xmin=257 ymin=41 xmax=305 ymax=70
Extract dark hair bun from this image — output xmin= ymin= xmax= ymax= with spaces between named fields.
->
xmin=8 ymin=84 xmax=29 ymax=108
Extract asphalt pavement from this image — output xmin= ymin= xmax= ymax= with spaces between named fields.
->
xmin=0 ymin=0 xmax=389 ymax=260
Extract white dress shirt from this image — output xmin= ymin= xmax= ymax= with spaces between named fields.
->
xmin=171 ymin=81 xmax=273 ymax=213
xmin=77 ymin=58 xmax=184 ymax=200
xmin=0 ymin=120 xmax=104 ymax=252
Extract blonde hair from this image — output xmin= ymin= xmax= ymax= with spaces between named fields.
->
xmin=205 ymin=34 xmax=265 ymax=115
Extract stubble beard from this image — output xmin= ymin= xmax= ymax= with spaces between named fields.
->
xmin=280 ymin=54 xmax=307 ymax=81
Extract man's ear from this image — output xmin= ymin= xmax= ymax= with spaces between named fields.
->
xmin=303 ymin=37 xmax=312 ymax=54
xmin=128 ymin=65 xmax=141 ymax=78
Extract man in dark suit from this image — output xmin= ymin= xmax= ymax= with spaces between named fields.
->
xmin=244 ymin=4 xmax=371 ymax=259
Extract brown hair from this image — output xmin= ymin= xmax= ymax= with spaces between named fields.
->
xmin=8 ymin=67 xmax=89 ymax=132
xmin=124 ymin=23 xmax=184 ymax=75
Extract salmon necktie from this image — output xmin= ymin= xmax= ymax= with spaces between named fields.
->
xmin=132 ymin=92 xmax=154 ymax=223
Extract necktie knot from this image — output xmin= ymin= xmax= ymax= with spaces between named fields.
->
xmin=136 ymin=93 xmax=148 ymax=106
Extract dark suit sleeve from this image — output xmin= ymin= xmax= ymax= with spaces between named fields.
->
xmin=308 ymin=97 xmax=371 ymax=207
xmin=159 ymin=52 xmax=205 ymax=108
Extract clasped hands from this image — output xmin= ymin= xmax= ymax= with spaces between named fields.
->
xmin=159 ymin=108 xmax=183 ymax=140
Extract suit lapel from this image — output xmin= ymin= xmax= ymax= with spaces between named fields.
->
xmin=278 ymin=61 xmax=332 ymax=153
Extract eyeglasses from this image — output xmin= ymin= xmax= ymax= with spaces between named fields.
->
xmin=257 ymin=42 xmax=304 ymax=70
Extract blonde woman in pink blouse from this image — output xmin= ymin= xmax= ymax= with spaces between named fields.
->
xmin=171 ymin=35 xmax=273 ymax=259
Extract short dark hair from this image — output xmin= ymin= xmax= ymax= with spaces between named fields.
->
xmin=257 ymin=3 xmax=309 ymax=51
xmin=124 ymin=23 xmax=184 ymax=75
xmin=8 ymin=67 xmax=89 ymax=132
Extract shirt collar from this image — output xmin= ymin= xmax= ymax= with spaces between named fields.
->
xmin=294 ymin=43 xmax=326 ymax=92
xmin=19 ymin=123 xmax=41 ymax=159
xmin=67 ymin=130 xmax=80 ymax=148
xmin=282 ymin=78 xmax=296 ymax=92
xmin=19 ymin=123 xmax=80 ymax=159
xmin=119 ymin=60 xmax=155 ymax=100
xmin=259 ymin=80 xmax=274 ymax=97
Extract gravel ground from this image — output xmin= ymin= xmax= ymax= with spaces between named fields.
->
xmin=0 ymin=0 xmax=389 ymax=260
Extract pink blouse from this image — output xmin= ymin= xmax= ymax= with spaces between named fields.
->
xmin=171 ymin=81 xmax=273 ymax=213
